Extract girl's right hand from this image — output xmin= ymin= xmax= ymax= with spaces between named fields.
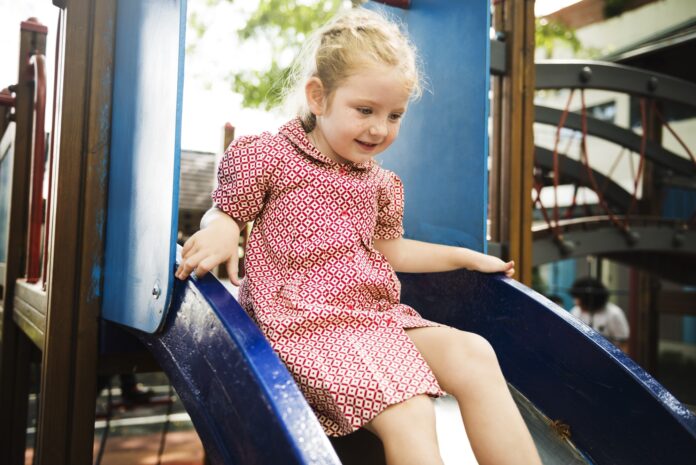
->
xmin=175 ymin=212 xmax=243 ymax=285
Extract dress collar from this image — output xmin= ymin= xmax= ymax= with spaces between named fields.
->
xmin=279 ymin=118 xmax=375 ymax=171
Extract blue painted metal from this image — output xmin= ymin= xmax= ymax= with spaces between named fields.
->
xmin=103 ymin=0 xmax=187 ymax=332
xmin=663 ymin=187 xmax=696 ymax=221
xmin=134 ymin=260 xmax=341 ymax=465
xmin=367 ymin=0 xmax=490 ymax=252
xmin=540 ymin=258 xmax=576 ymax=310
xmin=399 ymin=270 xmax=696 ymax=465
xmin=684 ymin=316 xmax=696 ymax=345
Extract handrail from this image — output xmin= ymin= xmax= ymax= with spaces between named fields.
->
xmin=26 ymin=52 xmax=46 ymax=283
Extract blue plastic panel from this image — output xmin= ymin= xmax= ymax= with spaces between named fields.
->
xmin=368 ymin=0 xmax=490 ymax=251
xmin=102 ymin=0 xmax=187 ymax=332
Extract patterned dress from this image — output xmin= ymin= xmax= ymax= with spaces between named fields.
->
xmin=212 ymin=118 xmax=443 ymax=436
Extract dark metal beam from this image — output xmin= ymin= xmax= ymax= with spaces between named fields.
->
xmin=532 ymin=216 xmax=696 ymax=270
xmin=535 ymin=146 xmax=632 ymax=210
xmin=490 ymin=38 xmax=507 ymax=75
xmin=536 ymin=60 xmax=696 ymax=108
xmin=535 ymin=105 xmax=696 ymax=176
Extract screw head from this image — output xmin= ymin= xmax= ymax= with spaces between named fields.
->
xmin=152 ymin=283 xmax=161 ymax=299
xmin=579 ymin=66 xmax=592 ymax=84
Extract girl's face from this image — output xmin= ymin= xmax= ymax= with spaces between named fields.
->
xmin=308 ymin=65 xmax=411 ymax=165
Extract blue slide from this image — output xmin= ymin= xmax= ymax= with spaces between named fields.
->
xmin=133 ymin=263 xmax=696 ymax=465
xmin=100 ymin=1 xmax=696 ymax=462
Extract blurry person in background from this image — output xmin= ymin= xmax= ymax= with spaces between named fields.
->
xmin=570 ymin=277 xmax=630 ymax=353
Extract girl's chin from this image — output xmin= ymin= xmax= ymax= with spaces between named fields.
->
xmin=345 ymin=154 xmax=373 ymax=164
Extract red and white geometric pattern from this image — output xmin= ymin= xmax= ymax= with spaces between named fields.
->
xmin=212 ymin=118 xmax=444 ymax=436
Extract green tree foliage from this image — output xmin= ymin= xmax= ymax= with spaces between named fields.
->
xmin=200 ymin=0 xmax=356 ymax=110
xmin=535 ymin=17 xmax=581 ymax=59
xmin=194 ymin=2 xmax=582 ymax=108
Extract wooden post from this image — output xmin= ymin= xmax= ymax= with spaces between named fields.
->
xmin=490 ymin=0 xmax=536 ymax=285
xmin=0 ymin=18 xmax=47 ymax=465
xmin=32 ymin=1 xmax=117 ymax=464
xmin=628 ymin=100 xmax=663 ymax=372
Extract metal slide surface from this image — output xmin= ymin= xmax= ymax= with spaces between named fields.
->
xmin=135 ymin=264 xmax=696 ymax=464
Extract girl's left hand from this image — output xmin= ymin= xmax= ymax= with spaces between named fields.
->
xmin=475 ymin=255 xmax=515 ymax=277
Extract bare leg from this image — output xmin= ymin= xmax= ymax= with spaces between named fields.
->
xmin=406 ymin=327 xmax=542 ymax=465
xmin=365 ymin=395 xmax=444 ymax=465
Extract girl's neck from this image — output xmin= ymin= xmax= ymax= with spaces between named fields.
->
xmin=308 ymin=128 xmax=347 ymax=166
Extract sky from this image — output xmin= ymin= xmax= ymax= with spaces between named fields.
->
xmin=535 ymin=0 xmax=582 ymax=17
xmin=0 ymin=0 xmax=287 ymax=155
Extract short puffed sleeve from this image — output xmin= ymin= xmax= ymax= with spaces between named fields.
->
xmin=374 ymin=170 xmax=405 ymax=240
xmin=211 ymin=134 xmax=278 ymax=223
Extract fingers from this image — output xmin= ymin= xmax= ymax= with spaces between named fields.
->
xmin=181 ymin=235 xmax=197 ymax=257
xmin=195 ymin=255 xmax=220 ymax=278
xmin=176 ymin=250 xmax=213 ymax=280
xmin=176 ymin=236 xmax=199 ymax=279
xmin=226 ymin=259 xmax=240 ymax=286
xmin=176 ymin=251 xmax=202 ymax=280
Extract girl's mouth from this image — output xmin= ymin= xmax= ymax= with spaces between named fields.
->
xmin=356 ymin=140 xmax=378 ymax=150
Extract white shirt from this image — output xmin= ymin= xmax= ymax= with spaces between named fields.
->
xmin=571 ymin=302 xmax=630 ymax=343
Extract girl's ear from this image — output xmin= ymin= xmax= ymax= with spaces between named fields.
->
xmin=305 ymin=77 xmax=326 ymax=116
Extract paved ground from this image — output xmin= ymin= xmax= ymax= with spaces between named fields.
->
xmin=26 ymin=430 xmax=204 ymax=465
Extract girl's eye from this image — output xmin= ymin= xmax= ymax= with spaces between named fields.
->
xmin=357 ymin=107 xmax=372 ymax=115
xmin=389 ymin=113 xmax=403 ymax=121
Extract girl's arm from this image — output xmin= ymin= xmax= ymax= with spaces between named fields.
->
xmin=175 ymin=207 xmax=247 ymax=284
xmin=374 ymin=237 xmax=514 ymax=277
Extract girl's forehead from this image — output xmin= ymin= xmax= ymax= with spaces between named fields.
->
xmin=337 ymin=66 xmax=412 ymax=105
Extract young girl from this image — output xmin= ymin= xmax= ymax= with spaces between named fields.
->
xmin=176 ymin=8 xmax=541 ymax=465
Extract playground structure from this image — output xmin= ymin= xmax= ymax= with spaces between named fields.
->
xmin=1 ymin=1 xmax=696 ymax=464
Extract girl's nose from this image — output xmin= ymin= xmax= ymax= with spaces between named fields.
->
xmin=369 ymin=121 xmax=388 ymax=137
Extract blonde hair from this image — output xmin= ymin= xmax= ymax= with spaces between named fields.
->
xmin=283 ymin=8 xmax=422 ymax=130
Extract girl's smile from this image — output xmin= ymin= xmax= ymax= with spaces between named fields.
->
xmin=355 ymin=140 xmax=379 ymax=151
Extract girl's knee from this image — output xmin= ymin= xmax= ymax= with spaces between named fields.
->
xmin=444 ymin=331 xmax=498 ymax=368
xmin=459 ymin=332 xmax=498 ymax=363
xmin=443 ymin=332 xmax=503 ymax=393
